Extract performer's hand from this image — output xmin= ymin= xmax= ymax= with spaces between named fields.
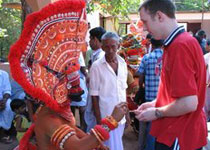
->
xmin=135 ymin=107 xmax=157 ymax=122
xmin=111 ymin=102 xmax=128 ymax=122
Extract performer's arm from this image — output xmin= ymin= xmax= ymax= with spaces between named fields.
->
xmin=64 ymin=133 xmax=100 ymax=150
xmin=47 ymin=102 xmax=128 ymax=150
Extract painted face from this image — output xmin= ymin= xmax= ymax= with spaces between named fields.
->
xmin=140 ymin=8 xmax=162 ymax=40
xmin=101 ymin=38 xmax=119 ymax=57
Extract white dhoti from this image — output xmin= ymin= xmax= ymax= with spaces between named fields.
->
xmin=104 ymin=123 xmax=125 ymax=150
xmin=84 ymin=94 xmax=96 ymax=132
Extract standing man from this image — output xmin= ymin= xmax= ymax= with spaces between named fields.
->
xmin=196 ymin=30 xmax=207 ymax=54
xmin=89 ymin=32 xmax=128 ymax=150
xmin=135 ymin=0 xmax=207 ymax=150
xmin=145 ymin=33 xmax=152 ymax=54
xmin=0 ymin=69 xmax=14 ymax=143
xmin=85 ymin=27 xmax=106 ymax=132
xmin=70 ymin=52 xmax=88 ymax=131
xmin=137 ymin=38 xmax=163 ymax=150
xmin=88 ymin=27 xmax=106 ymax=67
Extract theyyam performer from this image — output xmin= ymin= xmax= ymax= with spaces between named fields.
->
xmin=9 ymin=0 xmax=128 ymax=150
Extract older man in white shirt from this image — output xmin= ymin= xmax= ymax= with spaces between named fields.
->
xmin=89 ymin=32 xmax=128 ymax=150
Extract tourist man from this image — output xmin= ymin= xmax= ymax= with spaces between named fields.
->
xmin=135 ymin=0 xmax=207 ymax=150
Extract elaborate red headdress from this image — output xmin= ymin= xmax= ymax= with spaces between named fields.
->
xmin=9 ymin=0 xmax=88 ymax=121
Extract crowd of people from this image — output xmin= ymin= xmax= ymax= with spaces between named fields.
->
xmin=0 ymin=72 xmax=39 ymax=144
xmin=0 ymin=0 xmax=210 ymax=150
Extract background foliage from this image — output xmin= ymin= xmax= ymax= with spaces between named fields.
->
xmin=88 ymin=0 xmax=210 ymax=17
xmin=174 ymin=0 xmax=210 ymax=11
xmin=87 ymin=0 xmax=142 ymax=17
xmin=0 ymin=0 xmax=21 ymax=61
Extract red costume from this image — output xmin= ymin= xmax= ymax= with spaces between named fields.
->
xmin=9 ymin=1 xmax=126 ymax=150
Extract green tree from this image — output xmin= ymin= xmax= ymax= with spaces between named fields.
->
xmin=174 ymin=0 xmax=210 ymax=11
xmin=87 ymin=0 xmax=142 ymax=17
xmin=87 ymin=0 xmax=142 ymax=36
xmin=0 ymin=0 xmax=21 ymax=61
xmin=0 ymin=28 xmax=7 ymax=38
xmin=87 ymin=0 xmax=210 ymax=16
xmin=0 ymin=1 xmax=6 ymax=38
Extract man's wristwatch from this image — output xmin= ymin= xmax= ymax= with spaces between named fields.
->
xmin=155 ymin=108 xmax=163 ymax=119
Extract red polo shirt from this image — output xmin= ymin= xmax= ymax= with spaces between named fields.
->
xmin=150 ymin=32 xmax=207 ymax=150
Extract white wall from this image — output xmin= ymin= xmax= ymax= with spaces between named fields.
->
xmin=87 ymin=11 xmax=100 ymax=29
xmin=104 ymin=18 xmax=115 ymax=32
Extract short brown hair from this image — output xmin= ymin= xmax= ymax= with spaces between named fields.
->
xmin=139 ymin=0 xmax=176 ymax=19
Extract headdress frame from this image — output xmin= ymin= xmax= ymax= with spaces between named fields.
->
xmin=9 ymin=0 xmax=87 ymax=113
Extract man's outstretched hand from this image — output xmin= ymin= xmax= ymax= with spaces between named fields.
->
xmin=111 ymin=102 xmax=128 ymax=122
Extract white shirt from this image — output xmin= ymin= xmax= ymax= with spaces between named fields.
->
xmin=89 ymin=55 xmax=128 ymax=124
xmin=203 ymin=51 xmax=210 ymax=119
xmin=0 ymin=70 xmax=11 ymax=100
xmin=91 ymin=48 xmax=105 ymax=63
xmin=204 ymin=53 xmax=210 ymax=84
xmin=78 ymin=52 xmax=86 ymax=67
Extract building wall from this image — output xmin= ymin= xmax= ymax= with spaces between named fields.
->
xmin=87 ymin=11 xmax=100 ymax=29
xmin=87 ymin=11 xmax=116 ymax=32
xmin=104 ymin=18 xmax=115 ymax=32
